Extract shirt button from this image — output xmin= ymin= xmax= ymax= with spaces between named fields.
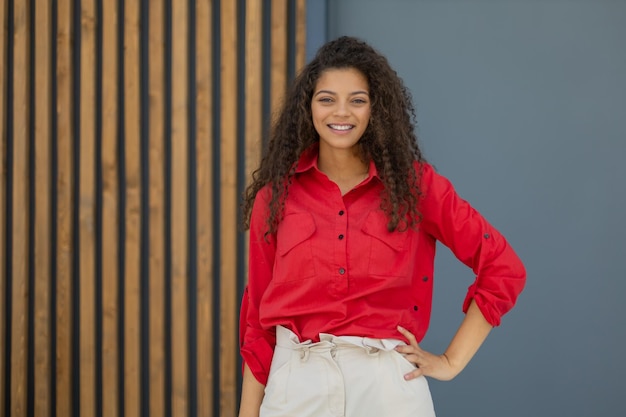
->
xmin=422 ymin=276 xmax=429 ymax=282
xmin=338 ymin=234 xmax=344 ymax=240
xmin=484 ymin=233 xmax=490 ymax=239
xmin=339 ymin=268 xmax=346 ymax=275
xmin=339 ymin=210 xmax=345 ymax=216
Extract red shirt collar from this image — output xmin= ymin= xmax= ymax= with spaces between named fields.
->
xmin=295 ymin=143 xmax=380 ymax=180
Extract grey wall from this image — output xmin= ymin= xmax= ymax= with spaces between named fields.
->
xmin=306 ymin=0 xmax=328 ymax=62
xmin=324 ymin=1 xmax=626 ymax=416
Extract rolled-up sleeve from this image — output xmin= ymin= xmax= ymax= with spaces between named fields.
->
xmin=239 ymin=188 xmax=277 ymax=385
xmin=419 ymin=163 xmax=526 ymax=326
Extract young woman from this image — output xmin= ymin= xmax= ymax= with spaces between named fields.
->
xmin=238 ymin=36 xmax=526 ymax=417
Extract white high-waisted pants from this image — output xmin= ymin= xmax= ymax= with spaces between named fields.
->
xmin=259 ymin=326 xmax=436 ymax=417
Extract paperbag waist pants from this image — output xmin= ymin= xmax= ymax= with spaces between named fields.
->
xmin=259 ymin=325 xmax=436 ymax=417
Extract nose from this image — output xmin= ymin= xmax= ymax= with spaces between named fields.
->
xmin=333 ymin=100 xmax=350 ymax=116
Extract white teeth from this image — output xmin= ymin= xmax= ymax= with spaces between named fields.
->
xmin=329 ymin=124 xmax=353 ymax=131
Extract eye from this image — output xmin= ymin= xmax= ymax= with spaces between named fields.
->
xmin=317 ymin=97 xmax=333 ymax=103
xmin=352 ymin=97 xmax=368 ymax=104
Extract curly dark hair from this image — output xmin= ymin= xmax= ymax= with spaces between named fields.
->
xmin=241 ymin=36 xmax=425 ymax=234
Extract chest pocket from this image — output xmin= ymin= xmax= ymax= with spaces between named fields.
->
xmin=361 ymin=210 xmax=412 ymax=280
xmin=274 ymin=212 xmax=317 ymax=283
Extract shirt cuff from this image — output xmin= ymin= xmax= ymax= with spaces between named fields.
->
xmin=241 ymin=335 xmax=275 ymax=386
xmin=463 ymin=283 xmax=501 ymax=327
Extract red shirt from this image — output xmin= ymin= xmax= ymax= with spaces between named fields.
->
xmin=240 ymin=145 xmax=526 ymax=385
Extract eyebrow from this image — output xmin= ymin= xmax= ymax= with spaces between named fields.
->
xmin=314 ymin=89 xmax=370 ymax=97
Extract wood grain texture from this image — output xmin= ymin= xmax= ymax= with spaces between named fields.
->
xmin=195 ymin=0 xmax=214 ymax=415
xmin=244 ymin=0 xmax=263 ymax=286
xmin=171 ymin=0 xmax=189 ymax=414
xmin=54 ymin=0 xmax=74 ymax=414
xmin=10 ymin=1 xmax=30 ymax=415
xmin=123 ymin=0 xmax=141 ymax=416
xmin=148 ymin=1 xmax=166 ymax=416
xmin=245 ymin=0 xmax=262 ymax=190
xmin=295 ymin=0 xmax=307 ymax=72
xmin=0 ymin=0 xmax=7 ymax=411
xmin=220 ymin=0 xmax=238 ymax=415
xmin=270 ymin=0 xmax=288 ymax=120
xmin=101 ymin=1 xmax=119 ymax=416
xmin=78 ymin=1 xmax=97 ymax=415
xmin=34 ymin=0 xmax=52 ymax=414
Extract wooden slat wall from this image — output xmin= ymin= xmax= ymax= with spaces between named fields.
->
xmin=0 ymin=0 xmax=6 ymax=411
xmin=195 ymin=1 xmax=214 ymax=417
xmin=123 ymin=1 xmax=142 ymax=416
xmin=171 ymin=0 xmax=189 ymax=415
xmin=78 ymin=2 xmax=97 ymax=416
xmin=56 ymin=0 xmax=74 ymax=415
xmin=33 ymin=0 xmax=52 ymax=415
xmin=148 ymin=0 xmax=166 ymax=416
xmin=11 ymin=0 xmax=30 ymax=415
xmin=100 ymin=2 xmax=119 ymax=417
xmin=0 ymin=1 xmax=307 ymax=416
xmin=219 ymin=0 xmax=238 ymax=414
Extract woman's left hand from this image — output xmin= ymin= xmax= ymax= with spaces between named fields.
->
xmin=394 ymin=325 xmax=459 ymax=382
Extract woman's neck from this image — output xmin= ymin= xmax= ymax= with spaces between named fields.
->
xmin=317 ymin=147 xmax=369 ymax=194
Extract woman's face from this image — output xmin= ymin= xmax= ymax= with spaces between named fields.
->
xmin=311 ymin=67 xmax=371 ymax=154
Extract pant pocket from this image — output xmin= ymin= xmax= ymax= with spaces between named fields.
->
xmin=383 ymin=350 xmax=436 ymax=415
xmin=261 ymin=347 xmax=292 ymax=410
xmin=262 ymin=349 xmax=338 ymax=417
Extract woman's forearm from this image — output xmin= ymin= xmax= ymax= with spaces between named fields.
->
xmin=443 ymin=299 xmax=493 ymax=377
xmin=238 ymin=363 xmax=265 ymax=417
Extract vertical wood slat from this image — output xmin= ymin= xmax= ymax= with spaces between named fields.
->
xmin=55 ymin=0 xmax=74 ymax=414
xmin=11 ymin=0 xmax=31 ymax=415
xmin=295 ymin=0 xmax=306 ymax=72
xmin=101 ymin=0 xmax=119 ymax=416
xmin=78 ymin=0 xmax=97 ymax=415
xmin=195 ymin=0 xmax=214 ymax=415
xmin=171 ymin=0 xmax=189 ymax=415
xmin=270 ymin=0 xmax=288 ymax=118
xmin=0 ymin=0 xmax=7 ymax=411
xmin=148 ymin=0 xmax=166 ymax=416
xmin=220 ymin=0 xmax=238 ymax=416
xmin=245 ymin=0 xmax=262 ymax=192
xmin=34 ymin=0 xmax=52 ymax=414
xmin=124 ymin=0 xmax=142 ymax=416
xmin=244 ymin=0 xmax=263 ymax=310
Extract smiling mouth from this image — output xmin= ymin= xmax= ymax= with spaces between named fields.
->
xmin=328 ymin=124 xmax=354 ymax=131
